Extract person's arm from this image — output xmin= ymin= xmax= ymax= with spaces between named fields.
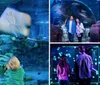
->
xmin=91 ymin=57 xmax=97 ymax=72
xmin=80 ymin=23 xmax=85 ymax=31
xmin=65 ymin=19 xmax=68 ymax=25
xmin=88 ymin=56 xmax=97 ymax=73
xmin=6 ymin=60 xmax=12 ymax=70
xmin=91 ymin=60 xmax=98 ymax=75
xmin=57 ymin=65 xmax=59 ymax=77
xmin=6 ymin=64 xmax=10 ymax=69
xmin=66 ymin=21 xmax=69 ymax=30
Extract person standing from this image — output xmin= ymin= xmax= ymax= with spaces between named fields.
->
xmin=66 ymin=16 xmax=76 ymax=42
xmin=57 ymin=55 xmax=70 ymax=85
xmin=75 ymin=46 xmax=92 ymax=85
xmin=76 ymin=18 xmax=85 ymax=42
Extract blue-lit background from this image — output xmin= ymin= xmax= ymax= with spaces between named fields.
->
xmin=50 ymin=0 xmax=100 ymax=42
xmin=51 ymin=0 xmax=100 ymax=25
xmin=50 ymin=44 xmax=100 ymax=85
xmin=0 ymin=0 xmax=48 ymax=85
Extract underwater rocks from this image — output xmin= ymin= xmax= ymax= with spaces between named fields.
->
xmin=0 ymin=34 xmax=39 ymax=54
xmin=0 ymin=34 xmax=48 ymax=79
xmin=50 ymin=24 xmax=63 ymax=42
xmin=18 ymin=45 xmax=48 ymax=69
xmin=90 ymin=21 xmax=100 ymax=42
xmin=0 ymin=35 xmax=13 ymax=44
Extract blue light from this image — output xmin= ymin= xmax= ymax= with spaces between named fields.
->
xmin=45 ymin=21 xmax=48 ymax=23
xmin=59 ymin=52 xmax=62 ymax=56
xmin=58 ymin=56 xmax=60 ymax=59
xmin=55 ymin=78 xmax=57 ymax=80
xmin=73 ymin=60 xmax=75 ymax=62
xmin=66 ymin=50 xmax=68 ymax=52
xmin=57 ymin=47 xmax=60 ymax=51
xmin=74 ymin=46 xmax=76 ymax=49
xmin=96 ymin=71 xmax=99 ymax=75
xmin=54 ymin=68 xmax=56 ymax=72
xmin=76 ymin=54 xmax=78 ymax=57
xmin=53 ymin=56 xmax=57 ymax=61
xmin=72 ymin=68 xmax=74 ymax=72
xmin=98 ymin=62 xmax=100 ymax=64
xmin=95 ymin=58 xmax=97 ymax=61
xmin=95 ymin=62 xmax=97 ymax=65
xmin=50 ymin=81 xmax=53 ymax=84
xmin=65 ymin=53 xmax=71 ymax=57
xmin=93 ymin=76 xmax=95 ymax=78
xmin=63 ymin=46 xmax=66 ymax=48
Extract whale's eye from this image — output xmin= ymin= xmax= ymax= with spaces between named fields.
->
xmin=26 ymin=25 xmax=31 ymax=29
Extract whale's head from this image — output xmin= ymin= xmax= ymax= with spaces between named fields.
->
xmin=0 ymin=7 xmax=31 ymax=38
xmin=17 ymin=12 xmax=31 ymax=38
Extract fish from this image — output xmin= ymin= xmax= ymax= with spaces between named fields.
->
xmin=0 ymin=7 xmax=31 ymax=38
xmin=79 ymin=13 xmax=87 ymax=18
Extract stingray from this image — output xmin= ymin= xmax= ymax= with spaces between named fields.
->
xmin=0 ymin=7 xmax=31 ymax=38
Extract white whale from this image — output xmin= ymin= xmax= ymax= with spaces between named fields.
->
xmin=0 ymin=7 xmax=31 ymax=38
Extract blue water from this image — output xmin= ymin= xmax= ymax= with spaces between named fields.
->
xmin=25 ymin=71 xmax=48 ymax=85
xmin=0 ymin=70 xmax=48 ymax=85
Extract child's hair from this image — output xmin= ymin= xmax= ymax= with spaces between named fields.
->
xmin=78 ymin=46 xmax=85 ymax=53
xmin=8 ymin=56 xmax=20 ymax=70
xmin=58 ymin=55 xmax=70 ymax=74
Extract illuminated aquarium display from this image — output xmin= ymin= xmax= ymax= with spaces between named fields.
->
xmin=0 ymin=0 xmax=48 ymax=85
xmin=50 ymin=44 xmax=100 ymax=85
xmin=50 ymin=0 xmax=100 ymax=42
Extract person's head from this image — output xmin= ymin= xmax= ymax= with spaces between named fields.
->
xmin=78 ymin=46 xmax=85 ymax=53
xmin=76 ymin=18 xmax=81 ymax=24
xmin=76 ymin=18 xmax=80 ymax=23
xmin=70 ymin=16 xmax=74 ymax=20
xmin=59 ymin=55 xmax=67 ymax=67
xmin=58 ymin=55 xmax=70 ymax=74
xmin=8 ymin=56 xmax=20 ymax=70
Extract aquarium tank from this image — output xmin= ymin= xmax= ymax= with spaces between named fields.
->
xmin=50 ymin=44 xmax=100 ymax=85
xmin=0 ymin=0 xmax=49 ymax=85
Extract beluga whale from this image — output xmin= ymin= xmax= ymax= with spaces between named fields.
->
xmin=0 ymin=7 xmax=31 ymax=39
